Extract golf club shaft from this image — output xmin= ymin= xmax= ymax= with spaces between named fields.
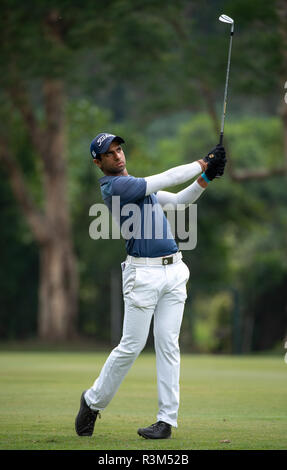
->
xmin=219 ymin=25 xmax=234 ymax=145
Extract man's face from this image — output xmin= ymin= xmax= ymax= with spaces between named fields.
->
xmin=94 ymin=141 xmax=127 ymax=176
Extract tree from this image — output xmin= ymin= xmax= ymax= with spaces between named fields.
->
xmin=0 ymin=7 xmax=79 ymax=340
xmin=0 ymin=0 xmax=184 ymax=340
xmin=156 ymin=0 xmax=287 ymax=180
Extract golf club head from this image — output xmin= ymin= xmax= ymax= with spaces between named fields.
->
xmin=219 ymin=14 xmax=234 ymax=25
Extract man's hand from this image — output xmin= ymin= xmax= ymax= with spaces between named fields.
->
xmin=204 ymin=149 xmax=226 ymax=181
xmin=203 ymin=145 xmax=226 ymax=164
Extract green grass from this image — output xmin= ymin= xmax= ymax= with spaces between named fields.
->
xmin=0 ymin=351 xmax=286 ymax=450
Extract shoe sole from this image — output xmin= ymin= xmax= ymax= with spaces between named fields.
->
xmin=137 ymin=430 xmax=171 ymax=439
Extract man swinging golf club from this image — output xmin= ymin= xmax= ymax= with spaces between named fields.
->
xmin=75 ymin=131 xmax=226 ymax=439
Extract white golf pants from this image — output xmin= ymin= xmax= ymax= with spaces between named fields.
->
xmin=85 ymin=255 xmax=190 ymax=427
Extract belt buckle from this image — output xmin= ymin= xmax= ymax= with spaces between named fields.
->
xmin=162 ymin=256 xmax=173 ymax=265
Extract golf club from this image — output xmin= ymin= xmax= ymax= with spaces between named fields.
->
xmin=218 ymin=14 xmax=234 ymax=146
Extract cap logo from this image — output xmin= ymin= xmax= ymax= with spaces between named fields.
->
xmin=97 ymin=133 xmax=114 ymax=147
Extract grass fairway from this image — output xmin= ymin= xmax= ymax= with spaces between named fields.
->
xmin=0 ymin=351 xmax=286 ymax=450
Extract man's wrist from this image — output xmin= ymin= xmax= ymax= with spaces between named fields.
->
xmin=201 ymin=172 xmax=211 ymax=183
xmin=197 ymin=159 xmax=208 ymax=172
xmin=197 ymin=175 xmax=209 ymax=188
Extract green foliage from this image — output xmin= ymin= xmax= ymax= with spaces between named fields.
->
xmin=226 ymin=116 xmax=283 ymax=168
xmin=0 ymin=103 xmax=43 ymax=340
xmin=0 ymin=0 xmax=286 ymax=351
xmin=0 ymin=169 xmax=38 ymax=339
xmin=146 ymin=112 xmax=287 ymax=352
xmin=192 ymin=291 xmax=234 ymax=352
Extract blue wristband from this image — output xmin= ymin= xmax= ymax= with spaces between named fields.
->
xmin=201 ymin=172 xmax=211 ymax=184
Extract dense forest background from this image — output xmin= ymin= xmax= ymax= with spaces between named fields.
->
xmin=0 ymin=0 xmax=286 ymax=354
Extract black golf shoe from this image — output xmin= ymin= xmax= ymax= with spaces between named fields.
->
xmin=137 ymin=421 xmax=172 ymax=439
xmin=75 ymin=391 xmax=100 ymax=436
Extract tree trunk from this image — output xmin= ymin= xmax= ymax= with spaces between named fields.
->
xmin=39 ymin=238 xmax=78 ymax=340
xmin=37 ymin=78 xmax=78 ymax=340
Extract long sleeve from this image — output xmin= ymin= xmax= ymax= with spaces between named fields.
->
xmin=144 ymin=161 xmax=202 ymax=196
xmin=156 ymin=180 xmax=206 ymax=208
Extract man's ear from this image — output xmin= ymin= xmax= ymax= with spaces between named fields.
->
xmin=93 ymin=158 xmax=104 ymax=173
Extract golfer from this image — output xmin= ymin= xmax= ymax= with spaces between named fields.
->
xmin=75 ymin=133 xmax=226 ymax=439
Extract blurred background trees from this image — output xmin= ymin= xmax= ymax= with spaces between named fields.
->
xmin=0 ymin=0 xmax=286 ymax=353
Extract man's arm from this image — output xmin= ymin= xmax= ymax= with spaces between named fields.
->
xmin=156 ymin=175 xmax=208 ymax=208
xmin=144 ymin=159 xmax=207 ymax=196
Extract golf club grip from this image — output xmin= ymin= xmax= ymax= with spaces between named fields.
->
xmin=215 ymin=132 xmax=224 ymax=178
